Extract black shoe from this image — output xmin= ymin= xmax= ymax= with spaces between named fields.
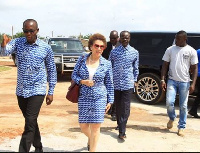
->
xmin=111 ymin=115 xmax=117 ymax=121
xmin=87 ymin=144 xmax=90 ymax=151
xmin=118 ymin=133 xmax=126 ymax=139
xmin=115 ymin=126 xmax=119 ymax=130
xmin=188 ymin=111 xmax=200 ymax=118
xmin=35 ymin=148 xmax=43 ymax=152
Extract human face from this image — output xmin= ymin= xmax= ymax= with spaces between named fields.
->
xmin=120 ymin=32 xmax=130 ymax=47
xmin=110 ymin=34 xmax=118 ymax=46
xmin=175 ymin=34 xmax=187 ymax=47
xmin=23 ymin=21 xmax=39 ymax=44
xmin=91 ymin=40 xmax=105 ymax=57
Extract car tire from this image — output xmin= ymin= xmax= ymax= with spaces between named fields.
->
xmin=135 ymin=73 xmax=165 ymax=105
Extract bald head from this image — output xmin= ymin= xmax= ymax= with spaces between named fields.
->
xmin=22 ymin=19 xmax=39 ymax=44
xmin=23 ymin=19 xmax=38 ymax=29
xmin=109 ymin=30 xmax=119 ymax=45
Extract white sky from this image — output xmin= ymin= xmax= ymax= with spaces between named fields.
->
xmin=0 ymin=0 xmax=200 ymax=40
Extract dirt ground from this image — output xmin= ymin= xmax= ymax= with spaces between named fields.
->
xmin=0 ymin=57 xmax=200 ymax=152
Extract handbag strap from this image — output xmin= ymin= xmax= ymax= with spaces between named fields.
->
xmin=77 ymin=55 xmax=85 ymax=70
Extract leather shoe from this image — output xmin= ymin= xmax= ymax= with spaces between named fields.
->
xmin=188 ymin=111 xmax=200 ymax=118
xmin=35 ymin=148 xmax=43 ymax=152
xmin=118 ymin=133 xmax=126 ymax=139
xmin=111 ymin=115 xmax=117 ymax=121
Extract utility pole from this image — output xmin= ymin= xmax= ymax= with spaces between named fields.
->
xmin=52 ymin=31 xmax=53 ymax=37
xmin=12 ymin=26 xmax=13 ymax=39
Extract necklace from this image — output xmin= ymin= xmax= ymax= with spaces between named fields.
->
xmin=89 ymin=56 xmax=99 ymax=63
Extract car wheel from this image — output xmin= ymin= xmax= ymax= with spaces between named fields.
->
xmin=135 ymin=73 xmax=165 ymax=105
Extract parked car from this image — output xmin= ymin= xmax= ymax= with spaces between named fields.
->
xmin=47 ymin=37 xmax=87 ymax=74
xmin=129 ymin=31 xmax=200 ymax=105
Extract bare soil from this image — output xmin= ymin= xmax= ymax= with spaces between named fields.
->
xmin=0 ymin=58 xmax=200 ymax=152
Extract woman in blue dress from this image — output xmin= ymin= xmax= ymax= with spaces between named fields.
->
xmin=72 ymin=33 xmax=114 ymax=152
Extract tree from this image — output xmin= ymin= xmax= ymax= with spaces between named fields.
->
xmin=78 ymin=33 xmax=92 ymax=40
xmin=83 ymin=34 xmax=92 ymax=39
xmin=13 ymin=32 xmax=24 ymax=38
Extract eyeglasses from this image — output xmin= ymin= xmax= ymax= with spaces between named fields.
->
xmin=93 ymin=44 xmax=105 ymax=49
xmin=23 ymin=29 xmax=37 ymax=34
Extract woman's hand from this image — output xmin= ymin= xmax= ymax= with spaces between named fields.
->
xmin=80 ymin=80 xmax=94 ymax=87
xmin=105 ymin=103 xmax=111 ymax=114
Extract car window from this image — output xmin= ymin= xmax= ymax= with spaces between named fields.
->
xmin=49 ymin=39 xmax=85 ymax=53
xmin=187 ymin=36 xmax=200 ymax=50
xmin=130 ymin=33 xmax=167 ymax=55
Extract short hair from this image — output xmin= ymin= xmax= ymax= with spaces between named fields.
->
xmin=176 ymin=30 xmax=187 ymax=37
xmin=110 ymin=30 xmax=118 ymax=36
xmin=23 ymin=19 xmax=38 ymax=29
xmin=88 ymin=33 xmax=107 ymax=51
xmin=120 ymin=30 xmax=130 ymax=37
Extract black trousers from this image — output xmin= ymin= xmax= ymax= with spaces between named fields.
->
xmin=110 ymin=101 xmax=116 ymax=116
xmin=115 ymin=89 xmax=133 ymax=135
xmin=190 ymin=77 xmax=200 ymax=114
xmin=17 ymin=95 xmax=45 ymax=152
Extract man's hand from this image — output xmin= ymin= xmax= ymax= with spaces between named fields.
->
xmin=134 ymin=82 xmax=138 ymax=87
xmin=161 ymin=81 xmax=167 ymax=91
xmin=46 ymin=95 xmax=53 ymax=105
xmin=189 ymin=84 xmax=195 ymax=94
xmin=105 ymin=103 xmax=111 ymax=114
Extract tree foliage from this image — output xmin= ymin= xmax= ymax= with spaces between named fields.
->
xmin=78 ymin=33 xmax=92 ymax=39
xmin=13 ymin=32 xmax=24 ymax=38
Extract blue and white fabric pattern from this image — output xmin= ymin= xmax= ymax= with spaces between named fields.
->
xmin=72 ymin=53 xmax=114 ymax=123
xmin=109 ymin=44 xmax=139 ymax=90
xmin=5 ymin=37 xmax=57 ymax=98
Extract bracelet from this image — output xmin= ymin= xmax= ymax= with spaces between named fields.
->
xmin=160 ymin=80 xmax=165 ymax=82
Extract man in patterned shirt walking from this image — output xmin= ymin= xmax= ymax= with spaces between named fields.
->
xmin=3 ymin=19 xmax=57 ymax=152
xmin=109 ymin=31 xmax=139 ymax=140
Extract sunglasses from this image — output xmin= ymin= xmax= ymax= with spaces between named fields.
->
xmin=93 ymin=44 xmax=105 ymax=49
xmin=110 ymin=37 xmax=118 ymax=40
xmin=23 ymin=29 xmax=37 ymax=34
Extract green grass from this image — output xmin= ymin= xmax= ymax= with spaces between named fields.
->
xmin=0 ymin=66 xmax=11 ymax=72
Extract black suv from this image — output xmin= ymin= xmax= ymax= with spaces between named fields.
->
xmin=129 ymin=31 xmax=200 ymax=105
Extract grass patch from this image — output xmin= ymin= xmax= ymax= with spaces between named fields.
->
xmin=0 ymin=66 xmax=11 ymax=72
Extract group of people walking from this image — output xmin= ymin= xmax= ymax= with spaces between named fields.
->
xmin=2 ymin=18 xmax=199 ymax=152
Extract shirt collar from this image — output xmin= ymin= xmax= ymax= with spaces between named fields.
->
xmin=24 ymin=37 xmax=40 ymax=46
xmin=119 ymin=44 xmax=130 ymax=51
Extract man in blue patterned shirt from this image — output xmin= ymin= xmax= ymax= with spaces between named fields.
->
xmin=109 ymin=31 xmax=139 ymax=140
xmin=3 ymin=19 xmax=57 ymax=152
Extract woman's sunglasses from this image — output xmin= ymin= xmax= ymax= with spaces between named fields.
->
xmin=93 ymin=44 xmax=105 ymax=50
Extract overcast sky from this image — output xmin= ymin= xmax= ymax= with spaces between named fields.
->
xmin=0 ymin=0 xmax=200 ymax=40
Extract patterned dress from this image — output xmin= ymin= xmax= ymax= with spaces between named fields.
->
xmin=72 ymin=53 xmax=114 ymax=123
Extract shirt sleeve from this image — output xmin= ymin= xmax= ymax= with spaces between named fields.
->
xmin=133 ymin=51 xmax=139 ymax=82
xmin=104 ymin=61 xmax=114 ymax=104
xmin=191 ymin=48 xmax=198 ymax=65
xmin=45 ymin=46 xmax=57 ymax=95
xmin=162 ymin=47 xmax=170 ymax=62
xmin=5 ymin=39 xmax=17 ymax=55
xmin=71 ymin=55 xmax=84 ymax=84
